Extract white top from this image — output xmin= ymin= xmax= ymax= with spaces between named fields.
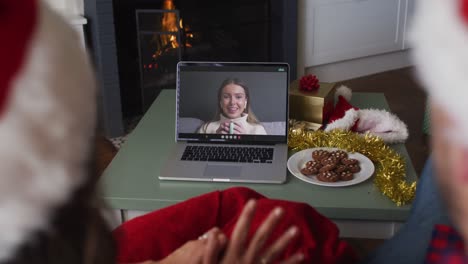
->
xmin=198 ymin=114 xmax=267 ymax=135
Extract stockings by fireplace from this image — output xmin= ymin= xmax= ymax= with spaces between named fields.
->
xmin=85 ymin=0 xmax=297 ymax=137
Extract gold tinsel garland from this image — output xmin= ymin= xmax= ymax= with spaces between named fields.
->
xmin=288 ymin=127 xmax=417 ymax=206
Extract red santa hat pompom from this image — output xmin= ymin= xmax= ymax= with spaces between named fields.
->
xmin=0 ymin=0 xmax=96 ymax=261
xmin=410 ymin=0 xmax=468 ymax=144
xmin=325 ymin=86 xmax=359 ymax=132
xmin=324 ymin=86 xmax=409 ymax=144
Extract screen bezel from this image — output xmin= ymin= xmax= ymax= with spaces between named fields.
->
xmin=175 ymin=61 xmax=289 ymax=144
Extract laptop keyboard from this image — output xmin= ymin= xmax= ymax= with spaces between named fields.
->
xmin=181 ymin=145 xmax=274 ymax=163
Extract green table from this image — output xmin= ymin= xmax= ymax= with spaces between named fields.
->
xmin=102 ymin=90 xmax=417 ymax=238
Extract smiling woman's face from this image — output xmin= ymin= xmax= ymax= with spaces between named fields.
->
xmin=220 ymin=83 xmax=247 ymax=119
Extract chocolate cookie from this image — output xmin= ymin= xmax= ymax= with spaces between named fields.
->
xmin=338 ymin=171 xmax=354 ymax=181
xmin=320 ymin=156 xmax=338 ymax=166
xmin=312 ymin=150 xmax=330 ymax=161
xmin=306 ymin=160 xmax=321 ymax=169
xmin=317 ymin=171 xmax=339 ymax=182
xmin=319 ymin=163 xmax=336 ymax=173
xmin=341 ymin=158 xmax=359 ymax=165
xmin=300 ymin=167 xmax=315 ymax=176
xmin=330 ymin=150 xmax=348 ymax=160
xmin=306 ymin=160 xmax=322 ymax=173
xmin=348 ymin=164 xmax=361 ymax=173
xmin=335 ymin=164 xmax=348 ymax=173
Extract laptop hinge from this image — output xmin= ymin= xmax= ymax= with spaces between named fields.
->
xmin=186 ymin=141 xmax=276 ymax=146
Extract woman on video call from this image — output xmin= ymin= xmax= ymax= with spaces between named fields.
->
xmin=198 ymin=78 xmax=268 ymax=135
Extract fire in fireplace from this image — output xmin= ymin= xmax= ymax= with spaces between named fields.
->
xmin=149 ymin=0 xmax=193 ymax=61
xmin=137 ymin=0 xmax=200 ymax=110
xmin=84 ymin=0 xmax=297 ymax=137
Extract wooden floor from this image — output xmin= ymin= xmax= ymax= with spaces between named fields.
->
xmin=95 ymin=67 xmax=429 ymax=260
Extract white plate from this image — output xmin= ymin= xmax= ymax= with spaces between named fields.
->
xmin=287 ymin=147 xmax=375 ymax=187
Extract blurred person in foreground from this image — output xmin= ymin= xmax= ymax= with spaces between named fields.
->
xmin=364 ymin=0 xmax=468 ymax=263
xmin=0 ymin=1 xmax=357 ymax=263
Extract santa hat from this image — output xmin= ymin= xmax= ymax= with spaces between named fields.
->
xmin=410 ymin=0 xmax=468 ymax=144
xmin=0 ymin=0 xmax=96 ymax=261
xmin=324 ymin=86 xmax=409 ymax=144
xmin=324 ymin=86 xmax=360 ymax=132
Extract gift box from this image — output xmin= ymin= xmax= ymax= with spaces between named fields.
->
xmin=289 ymin=80 xmax=336 ymax=125
xmin=289 ymin=119 xmax=323 ymax=131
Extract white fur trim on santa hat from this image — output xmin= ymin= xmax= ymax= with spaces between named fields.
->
xmin=410 ymin=0 xmax=468 ymax=144
xmin=355 ymin=109 xmax=409 ymax=144
xmin=324 ymin=108 xmax=359 ymax=132
xmin=0 ymin=2 xmax=96 ymax=261
xmin=334 ymin=85 xmax=352 ymax=102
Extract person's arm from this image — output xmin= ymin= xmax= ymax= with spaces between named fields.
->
xmin=256 ymin=124 xmax=267 ymax=135
xmin=247 ymin=123 xmax=267 ymax=135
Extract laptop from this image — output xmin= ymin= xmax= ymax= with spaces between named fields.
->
xmin=159 ymin=62 xmax=289 ymax=183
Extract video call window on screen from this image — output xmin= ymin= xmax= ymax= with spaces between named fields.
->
xmin=176 ymin=63 xmax=289 ymax=143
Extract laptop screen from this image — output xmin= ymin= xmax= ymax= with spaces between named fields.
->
xmin=176 ymin=62 xmax=289 ymax=144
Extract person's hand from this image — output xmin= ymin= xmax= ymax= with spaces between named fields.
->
xmin=204 ymin=200 xmax=304 ymax=264
xmin=216 ymin=121 xmax=230 ymax=134
xmin=216 ymin=122 xmax=246 ymax=134
xmin=150 ymin=227 xmax=227 ymax=264
xmin=230 ymin=122 xmax=246 ymax=134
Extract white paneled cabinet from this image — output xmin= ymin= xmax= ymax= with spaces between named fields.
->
xmin=302 ymin=0 xmax=412 ymax=67
xmin=403 ymin=0 xmax=415 ymax=49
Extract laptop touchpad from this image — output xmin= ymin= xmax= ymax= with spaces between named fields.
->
xmin=204 ymin=164 xmax=242 ymax=178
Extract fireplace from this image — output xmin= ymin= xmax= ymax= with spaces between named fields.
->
xmin=85 ymin=0 xmax=297 ymax=137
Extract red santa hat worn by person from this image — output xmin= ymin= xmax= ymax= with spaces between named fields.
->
xmin=0 ymin=0 xmax=96 ymax=261
xmin=324 ymin=85 xmax=409 ymax=144
xmin=410 ymin=0 xmax=468 ymax=144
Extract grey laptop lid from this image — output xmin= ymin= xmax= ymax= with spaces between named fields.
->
xmin=176 ymin=62 xmax=289 ymax=143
